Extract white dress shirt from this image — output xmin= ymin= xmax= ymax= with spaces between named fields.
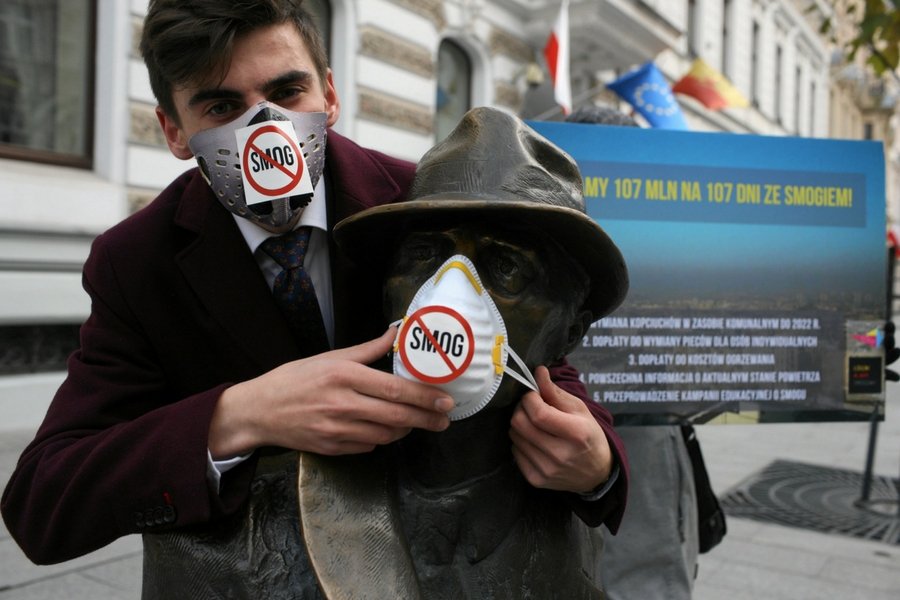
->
xmin=231 ymin=181 xmax=334 ymax=347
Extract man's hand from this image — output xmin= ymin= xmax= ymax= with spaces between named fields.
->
xmin=509 ymin=366 xmax=613 ymax=494
xmin=209 ymin=327 xmax=454 ymax=458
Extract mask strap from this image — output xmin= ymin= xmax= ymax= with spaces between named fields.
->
xmin=503 ymin=344 xmax=538 ymax=392
xmin=388 ymin=318 xmax=404 ymax=351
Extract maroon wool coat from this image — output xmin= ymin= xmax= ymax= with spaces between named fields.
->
xmin=1 ymin=131 xmax=628 ymax=565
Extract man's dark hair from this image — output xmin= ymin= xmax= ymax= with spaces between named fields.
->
xmin=566 ymin=105 xmax=638 ymax=127
xmin=140 ymin=0 xmax=328 ymax=122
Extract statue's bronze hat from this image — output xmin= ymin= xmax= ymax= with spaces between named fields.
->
xmin=333 ymin=106 xmax=628 ymax=318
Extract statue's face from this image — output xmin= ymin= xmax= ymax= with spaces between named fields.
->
xmin=383 ymin=223 xmax=582 ymax=409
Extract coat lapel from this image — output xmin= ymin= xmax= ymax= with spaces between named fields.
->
xmin=324 ymin=131 xmax=408 ymax=221
xmin=324 ymin=131 xmax=415 ymax=348
xmin=173 ymin=171 xmax=299 ymax=372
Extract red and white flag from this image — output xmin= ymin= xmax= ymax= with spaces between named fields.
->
xmin=543 ymin=0 xmax=571 ymax=115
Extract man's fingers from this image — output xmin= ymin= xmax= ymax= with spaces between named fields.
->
xmin=533 ymin=366 xmax=586 ymax=414
xmin=510 ymin=407 xmax=565 ymax=465
xmin=309 ymin=420 xmax=413 ymax=455
xmin=320 ymin=328 xmax=455 ymax=416
xmin=511 ymin=443 xmax=544 ymax=487
xmin=297 ymin=362 xmax=453 ymax=432
xmin=323 ymin=326 xmax=397 ymax=365
xmin=353 ymin=389 xmax=452 ymax=432
xmin=510 ymin=402 xmax=561 ymax=486
xmin=342 ymin=361 xmax=453 ymax=414
xmin=518 ymin=390 xmax=577 ymax=439
xmin=510 ymin=425 xmax=566 ymax=489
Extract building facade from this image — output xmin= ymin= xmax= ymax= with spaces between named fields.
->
xmin=0 ymin=0 xmax=895 ymax=423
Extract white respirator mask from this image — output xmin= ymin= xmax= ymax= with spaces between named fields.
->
xmin=391 ymin=254 xmax=538 ymax=421
xmin=188 ymin=101 xmax=327 ymax=232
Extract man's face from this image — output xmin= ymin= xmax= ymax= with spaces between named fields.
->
xmin=384 ymin=224 xmax=581 ymax=403
xmin=157 ymin=22 xmax=340 ymax=160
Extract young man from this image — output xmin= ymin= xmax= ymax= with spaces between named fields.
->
xmin=2 ymin=1 xmax=627 ymax=584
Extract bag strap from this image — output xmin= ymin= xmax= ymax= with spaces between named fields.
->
xmin=680 ymin=424 xmax=727 ymax=553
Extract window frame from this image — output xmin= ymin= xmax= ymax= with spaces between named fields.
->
xmin=0 ymin=0 xmax=97 ymax=169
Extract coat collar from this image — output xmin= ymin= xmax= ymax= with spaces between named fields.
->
xmin=323 ymin=130 xmax=408 ymax=226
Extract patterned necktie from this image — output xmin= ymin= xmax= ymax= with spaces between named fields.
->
xmin=261 ymin=227 xmax=330 ymax=353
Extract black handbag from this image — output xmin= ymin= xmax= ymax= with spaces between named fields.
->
xmin=680 ymin=424 xmax=727 ymax=553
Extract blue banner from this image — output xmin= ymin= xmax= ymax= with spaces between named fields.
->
xmin=529 ymin=121 xmax=886 ymax=424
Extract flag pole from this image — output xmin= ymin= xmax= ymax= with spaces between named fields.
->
xmin=529 ymin=79 xmax=611 ymax=121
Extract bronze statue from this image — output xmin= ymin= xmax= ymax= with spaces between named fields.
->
xmin=143 ymin=107 xmax=628 ymax=599
xmin=302 ymin=107 xmax=628 ymax=598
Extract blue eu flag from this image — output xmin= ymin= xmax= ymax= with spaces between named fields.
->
xmin=607 ymin=62 xmax=688 ymax=130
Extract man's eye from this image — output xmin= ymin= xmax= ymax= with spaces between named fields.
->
xmin=271 ymin=87 xmax=302 ymax=103
xmin=207 ymin=102 xmax=237 ymax=117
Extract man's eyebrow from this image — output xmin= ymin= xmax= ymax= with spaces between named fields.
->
xmin=261 ymin=70 xmax=313 ymax=93
xmin=187 ymin=70 xmax=314 ymax=108
xmin=188 ymin=88 xmax=242 ymax=108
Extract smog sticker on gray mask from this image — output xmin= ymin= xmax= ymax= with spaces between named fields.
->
xmin=235 ymin=119 xmax=314 ymax=206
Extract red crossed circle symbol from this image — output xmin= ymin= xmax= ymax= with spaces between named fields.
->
xmin=241 ymin=125 xmax=304 ymax=197
xmin=398 ymin=305 xmax=475 ymax=384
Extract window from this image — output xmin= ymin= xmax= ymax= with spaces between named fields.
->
xmin=435 ymin=39 xmax=471 ymax=142
xmin=0 ymin=0 xmax=95 ymax=168
xmin=305 ymin=0 xmax=331 ymax=60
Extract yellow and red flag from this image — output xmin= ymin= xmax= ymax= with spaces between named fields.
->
xmin=672 ymin=58 xmax=749 ymax=110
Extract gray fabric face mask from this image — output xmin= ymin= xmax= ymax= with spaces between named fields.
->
xmin=188 ymin=101 xmax=327 ymax=232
